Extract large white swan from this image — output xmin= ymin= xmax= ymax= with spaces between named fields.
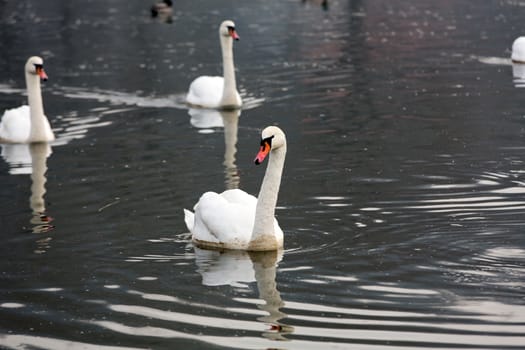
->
xmin=184 ymin=126 xmax=286 ymax=251
xmin=186 ymin=20 xmax=242 ymax=110
xmin=0 ymin=56 xmax=55 ymax=144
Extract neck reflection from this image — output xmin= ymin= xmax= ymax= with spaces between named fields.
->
xmin=29 ymin=142 xmax=54 ymax=234
xmin=187 ymin=108 xmax=241 ymax=189
xmin=0 ymin=142 xmax=54 ymax=252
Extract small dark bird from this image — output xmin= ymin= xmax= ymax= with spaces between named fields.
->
xmin=151 ymin=0 xmax=173 ymax=18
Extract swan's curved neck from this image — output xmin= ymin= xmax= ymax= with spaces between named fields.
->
xmin=251 ymin=144 xmax=286 ymax=241
xmin=220 ymin=36 xmax=238 ymax=107
xmin=25 ymin=72 xmax=46 ymax=141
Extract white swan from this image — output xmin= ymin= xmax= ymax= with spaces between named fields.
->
xmin=186 ymin=20 xmax=242 ymax=110
xmin=0 ymin=56 xmax=55 ymax=143
xmin=511 ymin=36 xmax=525 ymax=64
xmin=184 ymin=126 xmax=286 ymax=251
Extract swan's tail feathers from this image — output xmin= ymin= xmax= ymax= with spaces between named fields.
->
xmin=184 ymin=209 xmax=195 ymax=233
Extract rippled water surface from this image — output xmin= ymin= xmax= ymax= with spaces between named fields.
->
xmin=1 ymin=1 xmax=525 ymax=349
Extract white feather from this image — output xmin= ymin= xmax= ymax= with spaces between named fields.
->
xmin=0 ymin=106 xmax=31 ymax=143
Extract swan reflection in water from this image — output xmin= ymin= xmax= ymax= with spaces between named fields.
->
xmin=193 ymin=247 xmax=294 ymax=340
xmin=512 ymin=63 xmax=525 ymax=88
xmin=188 ymin=108 xmax=241 ymax=189
xmin=1 ymin=142 xmax=54 ymax=237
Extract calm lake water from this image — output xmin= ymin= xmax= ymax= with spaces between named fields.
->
xmin=1 ymin=0 xmax=525 ymax=349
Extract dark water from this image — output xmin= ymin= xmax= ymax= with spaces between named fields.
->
xmin=1 ymin=0 xmax=525 ymax=349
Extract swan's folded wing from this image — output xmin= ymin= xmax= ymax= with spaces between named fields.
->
xmin=186 ymin=76 xmax=224 ymax=108
xmin=0 ymin=106 xmax=31 ymax=143
xmin=220 ymin=189 xmax=257 ymax=206
xmin=183 ymin=209 xmax=195 ymax=232
xmin=193 ymin=191 xmax=256 ymax=246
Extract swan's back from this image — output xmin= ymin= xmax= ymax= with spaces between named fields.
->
xmin=184 ymin=189 xmax=283 ymax=250
xmin=0 ymin=106 xmax=31 ymax=143
xmin=185 ymin=189 xmax=256 ymax=249
xmin=186 ymin=76 xmax=224 ymax=108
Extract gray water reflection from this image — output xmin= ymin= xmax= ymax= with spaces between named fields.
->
xmin=194 ymin=248 xmax=292 ymax=340
xmin=512 ymin=63 xmax=525 ymax=87
xmin=0 ymin=142 xmax=54 ymax=235
xmin=28 ymin=143 xmax=54 ymax=236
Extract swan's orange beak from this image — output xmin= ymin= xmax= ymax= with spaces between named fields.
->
xmin=36 ymin=66 xmax=48 ymax=81
xmin=229 ymin=27 xmax=240 ymax=41
xmin=254 ymin=140 xmax=271 ymax=165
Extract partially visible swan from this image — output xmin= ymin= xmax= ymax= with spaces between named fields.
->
xmin=186 ymin=20 xmax=242 ymax=110
xmin=511 ymin=36 xmax=525 ymax=64
xmin=0 ymin=56 xmax=55 ymax=143
xmin=184 ymin=126 xmax=286 ymax=251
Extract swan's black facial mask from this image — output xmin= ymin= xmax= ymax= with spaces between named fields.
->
xmin=260 ymin=135 xmax=274 ymax=147
xmin=34 ymin=64 xmax=48 ymax=81
xmin=254 ymin=136 xmax=274 ymax=165
xmin=227 ymin=26 xmax=240 ymax=40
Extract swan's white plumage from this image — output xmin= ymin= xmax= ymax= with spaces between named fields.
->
xmin=0 ymin=106 xmax=32 ymax=143
xmin=0 ymin=106 xmax=54 ymax=143
xmin=512 ymin=36 xmax=525 ymax=63
xmin=187 ymin=76 xmax=240 ymax=109
xmin=184 ymin=126 xmax=287 ymax=251
xmin=185 ymin=189 xmax=283 ymax=249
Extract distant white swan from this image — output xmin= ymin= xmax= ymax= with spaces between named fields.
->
xmin=0 ymin=56 xmax=55 ymax=143
xmin=186 ymin=20 xmax=242 ymax=110
xmin=184 ymin=126 xmax=286 ymax=251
